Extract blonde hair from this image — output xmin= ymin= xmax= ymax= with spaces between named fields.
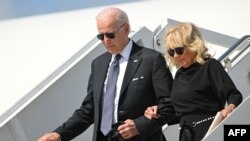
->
xmin=163 ymin=22 xmax=211 ymax=69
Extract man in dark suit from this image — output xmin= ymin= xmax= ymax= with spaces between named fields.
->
xmin=37 ymin=7 xmax=174 ymax=141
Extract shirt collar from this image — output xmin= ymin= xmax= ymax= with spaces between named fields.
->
xmin=119 ymin=39 xmax=132 ymax=60
xmin=111 ymin=39 xmax=132 ymax=61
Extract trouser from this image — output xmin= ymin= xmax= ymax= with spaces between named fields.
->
xmin=97 ymin=131 xmax=123 ymax=141
xmin=179 ymin=113 xmax=216 ymax=141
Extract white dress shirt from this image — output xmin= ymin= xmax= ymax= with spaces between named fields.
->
xmin=104 ymin=40 xmax=133 ymax=122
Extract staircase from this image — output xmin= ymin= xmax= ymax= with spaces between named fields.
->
xmin=0 ymin=19 xmax=249 ymax=141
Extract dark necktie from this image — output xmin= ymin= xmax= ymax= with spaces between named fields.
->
xmin=101 ymin=54 xmax=121 ymax=135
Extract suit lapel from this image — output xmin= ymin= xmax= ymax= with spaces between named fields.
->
xmin=96 ymin=53 xmax=111 ymax=107
xmin=120 ymin=43 xmax=142 ymax=96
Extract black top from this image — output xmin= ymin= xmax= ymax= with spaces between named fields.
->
xmin=171 ymin=58 xmax=242 ymax=116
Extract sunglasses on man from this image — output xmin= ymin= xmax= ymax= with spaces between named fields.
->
xmin=167 ymin=46 xmax=186 ymax=57
xmin=96 ymin=23 xmax=126 ymax=41
xmin=97 ymin=32 xmax=115 ymax=40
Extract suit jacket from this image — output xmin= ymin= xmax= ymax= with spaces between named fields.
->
xmin=55 ymin=41 xmax=174 ymax=141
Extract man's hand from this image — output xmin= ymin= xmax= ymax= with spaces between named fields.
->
xmin=117 ymin=119 xmax=139 ymax=139
xmin=37 ymin=132 xmax=61 ymax=141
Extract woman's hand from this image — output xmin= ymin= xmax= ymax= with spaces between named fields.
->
xmin=220 ymin=104 xmax=236 ymax=119
xmin=144 ymin=106 xmax=161 ymax=119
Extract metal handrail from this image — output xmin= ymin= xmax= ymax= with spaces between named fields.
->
xmin=218 ymin=35 xmax=250 ymax=61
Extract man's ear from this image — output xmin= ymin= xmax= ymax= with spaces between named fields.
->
xmin=125 ymin=23 xmax=130 ymax=33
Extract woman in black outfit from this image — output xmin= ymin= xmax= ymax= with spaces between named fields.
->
xmin=144 ymin=22 xmax=243 ymax=141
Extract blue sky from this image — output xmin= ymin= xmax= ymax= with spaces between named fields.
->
xmin=0 ymin=0 xmax=141 ymax=21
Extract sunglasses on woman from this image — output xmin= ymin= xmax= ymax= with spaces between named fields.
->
xmin=167 ymin=46 xmax=186 ymax=57
xmin=96 ymin=24 xmax=125 ymax=41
